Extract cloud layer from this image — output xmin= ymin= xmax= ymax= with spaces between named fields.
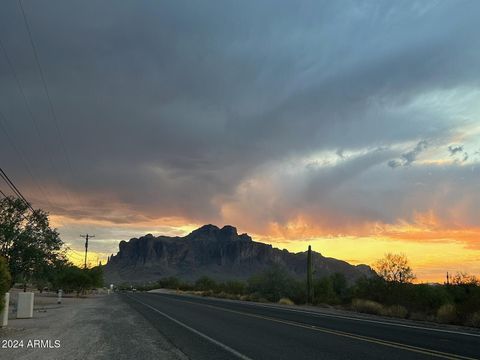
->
xmin=0 ymin=1 xmax=479 ymax=276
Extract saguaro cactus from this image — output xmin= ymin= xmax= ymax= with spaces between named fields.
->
xmin=307 ymin=245 xmax=312 ymax=304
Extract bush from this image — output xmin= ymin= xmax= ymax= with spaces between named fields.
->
xmin=313 ymin=276 xmax=338 ymax=304
xmin=351 ymin=299 xmax=384 ymax=315
xmin=278 ymin=297 xmax=294 ymax=305
xmin=409 ymin=312 xmax=430 ymax=322
xmin=247 ymin=265 xmax=304 ymax=303
xmin=195 ymin=276 xmax=218 ymax=292
xmin=437 ymin=304 xmax=458 ymax=324
xmin=465 ymin=311 xmax=480 ymax=328
xmin=221 ymin=280 xmax=246 ymax=295
xmin=0 ymin=257 xmax=11 ymax=312
xmin=381 ymin=305 xmax=408 ymax=318
xmin=158 ymin=276 xmax=181 ymax=289
xmin=53 ymin=265 xmax=103 ymax=295
xmin=353 ymin=276 xmax=389 ymax=303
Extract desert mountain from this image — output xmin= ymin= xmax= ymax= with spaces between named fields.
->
xmin=103 ymin=224 xmax=374 ymax=284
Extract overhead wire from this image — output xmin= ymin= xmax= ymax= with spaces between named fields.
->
xmin=4 ymin=1 xmax=92 ymax=236
xmin=0 ymin=1 xmax=100 ymax=255
xmin=0 ymin=166 xmax=35 ymax=212
xmin=0 ymin=36 xmax=68 ymax=210
xmin=0 ymin=108 xmax=54 ymax=210
xmin=17 ymin=0 xmax=77 ymax=184
xmin=0 ymin=187 xmax=30 ymax=222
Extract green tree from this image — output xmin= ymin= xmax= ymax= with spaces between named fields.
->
xmin=87 ymin=266 xmax=104 ymax=288
xmin=0 ymin=256 xmax=11 ymax=312
xmin=0 ymin=196 xmax=65 ymax=290
xmin=54 ymin=265 xmax=103 ymax=296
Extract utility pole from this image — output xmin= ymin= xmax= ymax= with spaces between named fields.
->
xmin=307 ymin=245 xmax=312 ymax=305
xmin=80 ymin=234 xmax=95 ymax=268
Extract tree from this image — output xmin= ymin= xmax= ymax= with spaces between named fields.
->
xmin=54 ymin=265 xmax=103 ymax=296
xmin=0 ymin=256 xmax=11 ymax=312
xmin=451 ymin=272 xmax=479 ymax=286
xmin=374 ymin=253 xmax=415 ymax=283
xmin=0 ymin=196 xmax=65 ymax=289
xmin=87 ymin=266 xmax=104 ymax=289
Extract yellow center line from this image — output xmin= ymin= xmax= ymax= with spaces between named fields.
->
xmin=151 ymin=294 xmax=478 ymax=360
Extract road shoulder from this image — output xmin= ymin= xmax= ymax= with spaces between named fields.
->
xmin=0 ymin=293 xmax=188 ymax=360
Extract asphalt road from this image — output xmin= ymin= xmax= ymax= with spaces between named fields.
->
xmin=121 ymin=292 xmax=480 ymax=360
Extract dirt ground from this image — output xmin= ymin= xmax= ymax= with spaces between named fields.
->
xmin=0 ymin=291 xmax=187 ymax=360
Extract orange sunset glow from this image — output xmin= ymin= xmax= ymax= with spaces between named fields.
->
xmin=1 ymin=0 xmax=479 ymax=284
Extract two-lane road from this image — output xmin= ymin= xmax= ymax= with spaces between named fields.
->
xmin=120 ymin=292 xmax=479 ymax=360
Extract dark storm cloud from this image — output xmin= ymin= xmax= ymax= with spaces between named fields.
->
xmin=388 ymin=140 xmax=428 ymax=168
xmin=0 ymin=0 xmax=480 ymax=240
xmin=448 ymin=145 xmax=464 ymax=156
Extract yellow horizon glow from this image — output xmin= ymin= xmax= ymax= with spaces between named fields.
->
xmin=64 ymin=220 xmax=480 ymax=283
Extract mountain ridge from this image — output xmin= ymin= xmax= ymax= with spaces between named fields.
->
xmin=103 ymin=224 xmax=374 ymax=284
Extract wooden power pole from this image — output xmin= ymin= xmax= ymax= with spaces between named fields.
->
xmin=80 ymin=234 xmax=95 ymax=268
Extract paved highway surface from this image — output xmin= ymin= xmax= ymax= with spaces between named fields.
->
xmin=121 ymin=292 xmax=480 ymax=360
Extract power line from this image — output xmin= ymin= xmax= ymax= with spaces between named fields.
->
xmin=0 ymin=187 xmax=30 ymax=221
xmin=0 ymin=108 xmax=54 ymax=210
xmin=0 ymin=166 xmax=34 ymax=213
xmin=0 ymin=36 xmax=68 ymax=209
xmin=17 ymin=0 xmax=77 ymax=188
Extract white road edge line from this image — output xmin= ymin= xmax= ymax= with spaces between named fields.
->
xmin=126 ymin=295 xmax=254 ymax=360
xmin=154 ymin=292 xmax=480 ymax=338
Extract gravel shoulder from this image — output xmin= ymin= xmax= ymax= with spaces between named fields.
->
xmin=0 ymin=292 xmax=188 ymax=360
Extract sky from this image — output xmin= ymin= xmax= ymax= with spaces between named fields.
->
xmin=0 ymin=0 xmax=479 ymax=282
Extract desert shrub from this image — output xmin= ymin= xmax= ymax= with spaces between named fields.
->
xmin=465 ymin=311 xmax=480 ymax=328
xmin=353 ymin=276 xmax=389 ymax=303
xmin=381 ymin=305 xmax=408 ymax=318
xmin=397 ymin=283 xmax=451 ymax=313
xmin=313 ymin=276 xmax=338 ymax=304
xmin=220 ymin=280 xmax=246 ymax=295
xmin=409 ymin=312 xmax=429 ymax=321
xmin=178 ymin=282 xmax=193 ymax=291
xmin=201 ymin=289 xmax=214 ymax=297
xmin=437 ymin=304 xmax=458 ymax=324
xmin=247 ymin=265 xmax=304 ymax=303
xmin=351 ymin=299 xmax=384 ymax=315
xmin=331 ymin=273 xmax=350 ymax=300
xmin=158 ymin=276 xmax=181 ymax=289
xmin=449 ymin=284 xmax=480 ymax=322
xmin=278 ymin=297 xmax=294 ymax=305
xmin=195 ymin=276 xmax=218 ymax=292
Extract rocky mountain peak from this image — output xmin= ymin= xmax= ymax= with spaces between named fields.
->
xmin=104 ymin=224 xmax=374 ymax=284
xmin=185 ymin=224 xmax=251 ymax=242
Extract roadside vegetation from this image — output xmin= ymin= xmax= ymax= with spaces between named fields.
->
xmin=0 ymin=195 xmax=103 ymax=296
xmin=130 ymin=254 xmax=480 ymax=328
xmin=0 ymin=256 xmax=11 ymax=312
